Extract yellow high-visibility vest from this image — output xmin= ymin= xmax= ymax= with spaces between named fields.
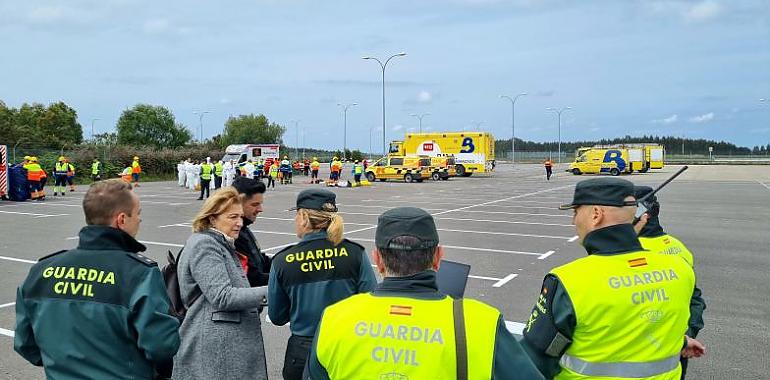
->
xmin=550 ymin=250 xmax=694 ymax=380
xmin=639 ymin=234 xmax=694 ymax=268
xmin=315 ymin=293 xmax=498 ymax=379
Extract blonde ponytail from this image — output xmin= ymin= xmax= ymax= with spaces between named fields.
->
xmin=300 ymin=204 xmax=345 ymax=246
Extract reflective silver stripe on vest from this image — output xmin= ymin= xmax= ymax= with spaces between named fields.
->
xmin=560 ymin=354 xmax=680 ymax=378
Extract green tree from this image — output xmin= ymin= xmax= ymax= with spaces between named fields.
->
xmin=220 ymin=114 xmax=285 ymax=147
xmin=0 ymin=101 xmax=82 ymax=148
xmin=117 ymin=104 xmax=192 ymax=148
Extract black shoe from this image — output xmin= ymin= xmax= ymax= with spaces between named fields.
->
xmin=53 ymin=192 xmax=58 ymax=196
xmin=197 ymin=197 xmax=203 ymax=200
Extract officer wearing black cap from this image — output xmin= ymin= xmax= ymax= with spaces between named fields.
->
xmin=521 ymin=178 xmax=702 ymax=380
xmin=634 ymin=185 xmax=706 ymax=379
xmin=305 ymin=207 xmax=544 ymax=380
xmin=268 ymin=188 xmax=377 ymax=380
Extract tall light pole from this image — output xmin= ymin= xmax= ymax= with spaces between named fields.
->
xmin=409 ymin=113 xmax=430 ymax=133
xmin=193 ymin=111 xmax=211 ymax=142
xmin=369 ymin=127 xmax=380 ymax=160
xmin=90 ymin=118 xmax=100 ymax=140
xmin=500 ymin=93 xmax=527 ymax=165
xmin=337 ymin=102 xmax=357 ymax=160
xmin=362 ymin=52 xmax=407 ymax=157
xmin=290 ymin=120 xmax=300 ymax=160
xmin=546 ymin=107 xmax=572 ymax=167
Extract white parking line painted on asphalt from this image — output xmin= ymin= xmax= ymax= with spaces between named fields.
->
xmin=66 ymin=236 xmax=184 ymax=248
xmin=493 ymin=274 xmax=518 ymax=287
xmin=0 ymin=302 xmax=15 ymax=309
xmin=0 ymin=255 xmax=37 ymax=264
xmin=568 ymin=235 xmax=579 ymax=242
xmin=0 ymin=210 xmax=69 ymax=218
xmin=350 ymin=237 xmax=543 ymax=256
xmin=505 ymin=321 xmax=525 ymax=336
xmin=437 ymin=217 xmax=573 ymax=227
xmin=452 ymin=210 xmax=571 ymax=218
xmin=538 ymin=250 xmax=556 ymax=260
xmin=0 ymin=328 xmax=14 ymax=338
xmin=436 ymin=228 xmax=573 ymax=240
xmin=252 ymin=230 xmax=295 ymax=236
xmin=758 ymin=181 xmax=770 ymax=190
xmin=339 ymin=204 xmax=445 ymax=212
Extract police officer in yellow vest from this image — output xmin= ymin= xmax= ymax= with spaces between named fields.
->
xmin=53 ymin=157 xmax=69 ymax=196
xmin=521 ymin=178 xmax=704 ymax=380
xmin=214 ymin=160 xmax=224 ymax=189
xmin=91 ymin=158 xmax=102 ymax=182
xmin=305 ymin=207 xmax=544 ymax=380
xmin=198 ymin=160 xmax=213 ymax=200
xmin=633 ymin=185 xmax=706 ymax=379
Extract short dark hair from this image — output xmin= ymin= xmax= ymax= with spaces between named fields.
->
xmin=232 ymin=177 xmax=266 ymax=198
xmin=377 ymin=236 xmax=437 ymax=276
xmin=82 ymin=179 xmax=135 ymax=225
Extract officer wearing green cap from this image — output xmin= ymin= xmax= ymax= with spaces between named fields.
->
xmin=268 ymin=188 xmax=377 ymax=380
xmin=521 ymin=177 xmax=703 ymax=380
xmin=305 ymin=207 xmax=544 ymax=380
xmin=14 ymin=179 xmax=180 ymax=379
xmin=634 ymin=185 xmax=706 ymax=379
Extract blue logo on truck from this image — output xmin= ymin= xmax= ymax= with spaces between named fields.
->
xmin=460 ymin=137 xmax=475 ymax=153
xmin=601 ymin=150 xmax=626 ymax=172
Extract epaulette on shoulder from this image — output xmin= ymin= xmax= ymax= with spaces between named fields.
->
xmin=343 ymin=239 xmax=366 ymax=251
xmin=126 ymin=252 xmax=157 ymax=267
xmin=38 ymin=250 xmax=67 ymax=261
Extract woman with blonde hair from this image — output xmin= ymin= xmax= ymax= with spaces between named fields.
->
xmin=172 ymin=188 xmax=268 ymax=380
xmin=268 ymin=188 xmax=377 ymax=380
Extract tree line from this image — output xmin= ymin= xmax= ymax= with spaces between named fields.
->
xmin=495 ymin=135 xmax=766 ymax=155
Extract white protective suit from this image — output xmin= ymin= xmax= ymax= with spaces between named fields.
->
xmin=177 ymin=161 xmax=186 ymax=187
xmin=223 ymin=161 xmax=235 ymax=187
xmin=186 ymin=162 xmax=196 ymax=190
xmin=243 ymin=162 xmax=255 ymax=179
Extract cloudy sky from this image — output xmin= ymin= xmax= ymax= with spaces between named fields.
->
xmin=1 ymin=0 xmax=768 ymax=151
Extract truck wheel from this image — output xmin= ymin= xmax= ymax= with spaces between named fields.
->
xmin=572 ymin=168 xmax=581 ymax=175
xmin=404 ymin=173 xmax=414 ymax=183
xmin=366 ymin=172 xmax=376 ymax=182
xmin=455 ymin=165 xmax=466 ymax=176
xmin=431 ymin=172 xmax=441 ymax=181
xmin=610 ymin=168 xmax=620 ymax=176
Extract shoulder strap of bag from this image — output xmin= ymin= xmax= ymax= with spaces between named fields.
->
xmin=453 ymin=298 xmax=468 ymax=380
xmin=173 ymin=247 xmax=202 ymax=308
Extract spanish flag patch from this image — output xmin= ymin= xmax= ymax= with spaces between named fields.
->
xmin=389 ymin=305 xmax=413 ymax=316
xmin=628 ymin=257 xmax=648 ymax=268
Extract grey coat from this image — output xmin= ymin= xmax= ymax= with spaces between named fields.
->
xmin=172 ymin=229 xmax=268 ymax=380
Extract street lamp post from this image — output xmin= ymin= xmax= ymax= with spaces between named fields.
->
xmin=337 ymin=103 xmax=357 ymax=160
xmin=546 ymin=107 xmax=572 ymax=167
xmin=500 ymin=93 xmax=527 ymax=165
xmin=193 ymin=111 xmax=211 ymax=142
xmin=409 ymin=113 xmax=430 ymax=133
xmin=362 ymin=52 xmax=407 ymax=157
xmin=291 ymin=120 xmax=300 ymax=160
xmin=90 ymin=118 xmax=100 ymax=140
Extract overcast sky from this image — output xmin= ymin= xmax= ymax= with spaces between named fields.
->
xmin=1 ymin=0 xmax=768 ymax=151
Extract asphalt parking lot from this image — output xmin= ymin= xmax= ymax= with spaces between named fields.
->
xmin=1 ymin=164 xmax=768 ymax=379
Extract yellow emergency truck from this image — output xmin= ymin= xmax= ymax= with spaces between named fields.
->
xmin=389 ymin=132 xmax=495 ymax=177
xmin=365 ymin=155 xmax=428 ymax=183
xmin=568 ymin=147 xmax=644 ymax=176
xmin=428 ymin=155 xmax=456 ymax=180
xmin=575 ymin=144 xmax=665 ymax=173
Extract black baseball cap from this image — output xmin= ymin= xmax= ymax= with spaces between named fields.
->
xmin=289 ymin=189 xmax=338 ymax=212
xmin=559 ymin=177 xmax=637 ymax=210
xmin=375 ymin=207 xmax=439 ymax=250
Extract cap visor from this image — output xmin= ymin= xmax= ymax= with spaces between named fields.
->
xmin=558 ymin=204 xmax=577 ymax=210
xmin=287 ymin=206 xmax=299 ymax=211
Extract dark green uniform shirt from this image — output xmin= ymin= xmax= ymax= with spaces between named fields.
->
xmin=14 ymin=226 xmax=180 ymax=380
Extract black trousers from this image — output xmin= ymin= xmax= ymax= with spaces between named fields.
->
xmin=545 ymin=166 xmax=553 ymax=180
xmin=199 ymin=179 xmax=210 ymax=198
xmin=214 ymin=176 xmax=222 ymax=189
xmin=311 ymin=170 xmax=318 ymax=180
xmin=283 ymin=335 xmax=313 ymax=380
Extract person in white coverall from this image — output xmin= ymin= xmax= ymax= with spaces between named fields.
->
xmin=186 ymin=160 xmax=197 ymax=190
xmin=223 ymin=160 xmax=236 ymax=187
xmin=177 ymin=160 xmax=187 ymax=187
xmin=243 ymin=160 xmax=255 ymax=179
